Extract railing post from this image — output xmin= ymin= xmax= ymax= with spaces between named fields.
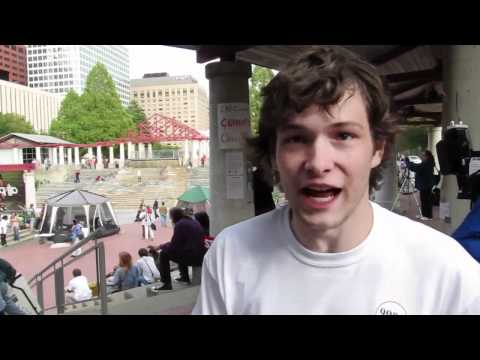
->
xmin=36 ymin=280 xmax=44 ymax=315
xmin=97 ymin=243 xmax=108 ymax=315
xmin=54 ymin=268 xmax=65 ymax=314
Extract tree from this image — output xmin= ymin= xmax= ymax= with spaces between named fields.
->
xmin=49 ymin=90 xmax=84 ymax=141
xmin=397 ymin=127 xmax=428 ymax=154
xmin=49 ymin=62 xmax=135 ymax=144
xmin=0 ymin=113 xmax=36 ymax=137
xmin=249 ymin=65 xmax=274 ymax=135
xmin=127 ymin=100 xmax=146 ymax=125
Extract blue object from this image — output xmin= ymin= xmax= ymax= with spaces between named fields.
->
xmin=452 ymin=200 xmax=480 ymax=263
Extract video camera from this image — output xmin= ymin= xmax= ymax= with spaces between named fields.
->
xmin=436 ymin=121 xmax=480 ymax=203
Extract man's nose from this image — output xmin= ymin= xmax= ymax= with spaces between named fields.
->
xmin=304 ymin=138 xmax=335 ymax=174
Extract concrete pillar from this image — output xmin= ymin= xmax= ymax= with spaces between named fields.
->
xmin=147 ymin=143 xmax=153 ymax=159
xmin=428 ymin=126 xmax=443 ymax=172
xmin=35 ymin=147 xmax=41 ymax=163
xmin=119 ymin=143 xmax=125 ymax=168
xmin=109 ymin=146 xmax=114 ymax=168
xmin=127 ymin=141 xmax=133 ymax=160
xmin=442 ymin=45 xmax=480 ymax=231
xmin=58 ymin=146 xmax=65 ymax=165
xmin=374 ymin=147 xmax=397 ymax=210
xmin=52 ymin=147 xmax=58 ymax=166
xmin=67 ymin=148 xmax=73 ymax=166
xmin=96 ymin=145 xmax=104 ymax=169
xmin=138 ymin=142 xmax=145 ymax=159
xmin=74 ymin=147 xmax=80 ymax=167
xmin=23 ymin=170 xmax=36 ymax=209
xmin=206 ymin=61 xmax=254 ymax=236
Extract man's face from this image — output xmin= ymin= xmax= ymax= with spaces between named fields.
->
xmin=274 ymin=90 xmax=384 ymax=234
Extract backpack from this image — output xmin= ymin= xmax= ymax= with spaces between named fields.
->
xmin=0 ymin=258 xmax=17 ymax=285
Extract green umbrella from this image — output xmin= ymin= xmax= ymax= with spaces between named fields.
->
xmin=178 ymin=185 xmax=209 ymax=203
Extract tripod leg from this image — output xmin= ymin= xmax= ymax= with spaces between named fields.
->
xmin=391 ymin=176 xmax=409 ymax=212
xmin=411 ymin=190 xmax=423 ymax=218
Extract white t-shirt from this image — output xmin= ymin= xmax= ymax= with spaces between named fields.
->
xmin=192 ymin=202 xmax=480 ymax=315
xmin=136 ymin=256 xmax=160 ymax=283
xmin=66 ymin=275 xmax=92 ymax=302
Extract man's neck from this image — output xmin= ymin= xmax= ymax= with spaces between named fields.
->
xmin=290 ymin=195 xmax=374 ymax=253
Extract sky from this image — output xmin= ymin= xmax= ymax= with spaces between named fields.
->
xmin=127 ymin=45 xmax=211 ymax=92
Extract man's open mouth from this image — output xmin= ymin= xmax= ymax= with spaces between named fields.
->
xmin=301 ymin=186 xmax=342 ymax=203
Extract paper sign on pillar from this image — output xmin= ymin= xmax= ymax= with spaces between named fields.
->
xmin=218 ymin=103 xmax=250 ymax=200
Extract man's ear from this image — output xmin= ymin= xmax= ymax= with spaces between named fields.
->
xmin=371 ymin=139 xmax=386 ymax=169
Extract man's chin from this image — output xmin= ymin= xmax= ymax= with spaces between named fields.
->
xmin=295 ymin=212 xmax=344 ymax=233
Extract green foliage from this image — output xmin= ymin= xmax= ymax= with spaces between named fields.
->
xmin=249 ymin=65 xmax=274 ymax=135
xmin=49 ymin=62 xmax=134 ymax=143
xmin=0 ymin=113 xmax=36 ymax=137
xmin=127 ymin=100 xmax=146 ymax=125
xmin=396 ymin=127 xmax=428 ymax=154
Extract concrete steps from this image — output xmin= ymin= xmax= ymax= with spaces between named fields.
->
xmin=2 ymin=228 xmax=36 ymax=247
xmin=62 ymin=269 xmax=199 ymax=315
xmin=35 ymin=165 xmax=208 ymax=210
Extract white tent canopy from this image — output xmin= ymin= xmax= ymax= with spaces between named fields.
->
xmin=39 ymin=190 xmax=119 ymax=237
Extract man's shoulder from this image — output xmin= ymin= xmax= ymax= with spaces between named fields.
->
xmin=213 ymin=207 xmax=285 ymax=249
xmin=372 ymin=202 xmax=474 ymax=262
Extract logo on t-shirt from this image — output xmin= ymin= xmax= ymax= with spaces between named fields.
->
xmin=376 ymin=301 xmax=407 ymax=315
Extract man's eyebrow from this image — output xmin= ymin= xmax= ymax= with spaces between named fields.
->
xmin=329 ymin=121 xmax=365 ymax=130
xmin=278 ymin=124 xmax=307 ymax=132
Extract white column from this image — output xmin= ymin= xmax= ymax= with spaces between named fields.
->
xmin=52 ymin=147 xmax=58 ymax=166
xmin=23 ymin=170 xmax=36 ymax=209
xmin=183 ymin=140 xmax=190 ymax=165
xmin=12 ymin=148 xmax=20 ymax=164
xmin=67 ymin=147 xmax=73 ymax=165
xmin=147 ymin=143 xmax=153 ymax=159
xmin=88 ymin=147 xmax=93 ymax=159
xmin=119 ymin=143 xmax=125 ymax=168
xmin=138 ymin=142 xmax=145 ymax=159
xmin=96 ymin=146 xmax=104 ymax=169
xmin=58 ymin=146 xmax=65 ymax=165
xmin=74 ymin=147 xmax=80 ymax=167
xmin=109 ymin=146 xmax=114 ymax=168
xmin=35 ymin=147 xmax=41 ymax=163
xmin=127 ymin=141 xmax=133 ymax=160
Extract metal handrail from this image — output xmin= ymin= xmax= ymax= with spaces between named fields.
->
xmin=28 ymin=233 xmax=108 ymax=315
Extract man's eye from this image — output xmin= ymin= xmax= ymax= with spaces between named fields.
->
xmin=336 ymin=132 xmax=354 ymax=141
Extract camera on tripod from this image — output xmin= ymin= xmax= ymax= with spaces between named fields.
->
xmin=436 ymin=121 xmax=480 ymax=203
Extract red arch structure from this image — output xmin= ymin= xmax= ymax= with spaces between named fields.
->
xmin=122 ymin=113 xmax=209 ymax=143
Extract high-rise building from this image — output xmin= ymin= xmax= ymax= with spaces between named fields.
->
xmin=0 ymin=45 xmax=28 ymax=85
xmin=26 ymin=45 xmax=130 ymax=106
xmin=0 ymin=79 xmax=62 ymax=133
xmin=130 ymin=73 xmax=209 ymax=131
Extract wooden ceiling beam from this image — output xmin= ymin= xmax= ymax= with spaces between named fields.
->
xmin=196 ymin=46 xmax=253 ymax=63
xmin=384 ymin=64 xmax=442 ymax=83
xmin=371 ymin=46 xmax=419 ymax=66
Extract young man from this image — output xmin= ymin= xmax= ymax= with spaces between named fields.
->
xmin=65 ymin=268 xmax=92 ymax=304
xmin=192 ymin=46 xmax=480 ymax=315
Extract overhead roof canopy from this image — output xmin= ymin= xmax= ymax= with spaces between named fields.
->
xmin=46 ymin=190 xmax=110 ymax=207
xmin=175 ymin=45 xmax=443 ymax=127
